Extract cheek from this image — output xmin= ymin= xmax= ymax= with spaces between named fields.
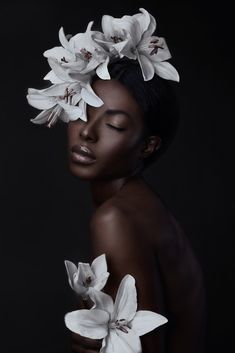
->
xmin=67 ymin=122 xmax=79 ymax=147
xmin=99 ymin=130 xmax=143 ymax=165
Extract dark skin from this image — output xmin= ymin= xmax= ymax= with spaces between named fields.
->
xmin=67 ymin=79 xmax=206 ymax=353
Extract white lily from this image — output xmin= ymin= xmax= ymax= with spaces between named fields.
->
xmin=27 ymin=58 xmax=104 ymax=126
xmin=134 ymin=8 xmax=179 ymax=82
xmin=44 ymin=22 xmax=110 ymax=81
xmin=64 ymin=254 xmax=110 ymax=300
xmin=65 ymin=274 xmax=168 ymax=353
xmin=96 ymin=8 xmax=179 ymax=82
xmin=27 ymin=83 xmax=82 ymax=127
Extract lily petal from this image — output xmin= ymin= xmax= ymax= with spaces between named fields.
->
xmin=133 ymin=8 xmax=151 ymax=37
xmin=57 ymin=101 xmax=82 ymax=120
xmin=114 ymin=16 xmax=142 ymax=47
xmin=130 ymin=310 xmax=168 ymax=336
xmin=114 ymin=39 xmax=136 ymax=60
xmin=69 ymin=71 xmax=90 ymax=84
xmin=64 ymin=262 xmax=88 ymax=295
xmin=107 ymin=329 xmax=136 ymax=353
xmin=64 ymin=260 xmax=77 ymax=288
xmin=27 ymin=93 xmax=56 ymax=110
xmin=101 ymin=15 xmax=116 ymax=39
xmin=112 ymin=275 xmax=137 ymax=322
xmin=153 ymin=61 xmax=180 ymax=82
xmin=61 ymin=60 xmax=87 ymax=72
xmin=100 ymin=330 xmax=123 ymax=353
xmin=81 ymin=85 xmax=103 ymax=107
xmin=138 ymin=37 xmax=171 ymax=62
xmin=96 ymin=56 xmax=110 ymax=80
xmin=37 ymin=83 xmax=69 ymax=97
xmin=64 ymin=309 xmax=109 ymax=339
xmin=59 ymin=27 xmax=70 ymax=51
xmin=28 ymin=88 xmax=40 ymax=95
xmin=93 ymin=272 xmax=110 ymax=291
xmin=88 ymin=288 xmax=114 ymax=314
xmin=77 ymin=262 xmax=95 ymax=285
xmin=137 ymin=53 xmax=155 ymax=81
xmin=86 ymin=20 xmax=94 ymax=32
xmin=116 ymin=329 xmax=142 ymax=353
xmin=71 ymin=92 xmax=82 ymax=106
xmin=91 ymin=254 xmax=110 ymax=291
xmin=44 ymin=70 xmax=64 ymax=84
xmin=91 ymin=254 xmax=108 ymax=278
xmin=30 ymin=109 xmax=51 ymax=125
xmin=100 ymin=335 xmax=107 ymax=353
xmin=138 ymin=8 xmax=156 ymax=38
xmin=73 ymin=284 xmax=88 ymax=297
xmin=59 ymin=110 xmax=71 ymax=123
xmin=43 ymin=46 xmax=75 ymax=62
xmin=78 ymin=99 xmax=87 ymax=122
xmin=47 ymin=58 xmax=73 ymax=82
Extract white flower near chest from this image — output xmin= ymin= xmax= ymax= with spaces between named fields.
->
xmin=64 ymin=254 xmax=110 ymax=300
xmin=65 ymin=274 xmax=168 ymax=353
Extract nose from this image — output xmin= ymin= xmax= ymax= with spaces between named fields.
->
xmin=79 ymin=119 xmax=98 ymax=143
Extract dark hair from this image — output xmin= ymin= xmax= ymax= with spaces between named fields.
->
xmin=97 ymin=58 xmax=180 ymax=168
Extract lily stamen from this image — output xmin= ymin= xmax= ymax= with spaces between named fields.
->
xmin=61 ymin=56 xmax=68 ymax=63
xmin=111 ymin=36 xmax=123 ymax=43
xmin=148 ymin=39 xmax=164 ymax=55
xmin=63 ymin=88 xmax=75 ymax=104
xmin=86 ymin=276 xmax=92 ymax=286
xmin=47 ymin=111 xmax=58 ymax=128
xmin=110 ymin=319 xmax=130 ymax=334
xmin=82 ymin=275 xmax=92 ymax=287
xmin=80 ymin=48 xmax=93 ymax=61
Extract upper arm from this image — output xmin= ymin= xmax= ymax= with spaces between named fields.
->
xmin=90 ymin=205 xmax=167 ymax=352
xmin=90 ymin=206 xmax=164 ymax=309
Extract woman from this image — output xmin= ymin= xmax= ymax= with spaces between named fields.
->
xmin=66 ymin=61 xmax=206 ymax=353
xmin=26 ymin=8 xmax=206 ymax=352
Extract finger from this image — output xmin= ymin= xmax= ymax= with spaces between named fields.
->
xmin=71 ymin=332 xmax=102 ymax=349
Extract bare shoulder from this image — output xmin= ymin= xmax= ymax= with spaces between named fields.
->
xmin=89 ymin=200 xmax=163 ymax=308
xmin=90 ymin=199 xmax=147 ymax=260
xmin=91 ymin=199 xmax=137 ymax=235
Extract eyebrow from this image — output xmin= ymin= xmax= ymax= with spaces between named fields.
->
xmin=105 ymin=109 xmax=132 ymax=120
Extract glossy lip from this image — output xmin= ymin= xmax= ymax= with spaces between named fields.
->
xmin=70 ymin=144 xmax=96 ymax=165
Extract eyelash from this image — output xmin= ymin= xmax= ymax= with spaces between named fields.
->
xmin=106 ymin=124 xmax=126 ymax=132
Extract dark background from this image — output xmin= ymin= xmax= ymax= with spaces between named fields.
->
xmin=0 ymin=1 xmax=234 ymax=352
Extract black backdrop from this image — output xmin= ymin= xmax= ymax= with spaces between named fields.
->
xmin=0 ymin=1 xmax=234 ymax=352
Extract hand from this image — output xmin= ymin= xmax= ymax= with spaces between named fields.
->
xmin=70 ymin=332 xmax=102 ymax=353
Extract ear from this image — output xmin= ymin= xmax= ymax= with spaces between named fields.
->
xmin=140 ymin=135 xmax=162 ymax=159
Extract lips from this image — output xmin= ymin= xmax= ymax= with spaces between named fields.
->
xmin=70 ymin=144 xmax=96 ymax=165
xmin=71 ymin=144 xmax=96 ymax=158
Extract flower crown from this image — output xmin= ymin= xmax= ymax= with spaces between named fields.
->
xmin=27 ymin=8 xmax=179 ymax=128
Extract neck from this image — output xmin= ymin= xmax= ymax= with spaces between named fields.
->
xmin=89 ymin=171 xmax=142 ymax=208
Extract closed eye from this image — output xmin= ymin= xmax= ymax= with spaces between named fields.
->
xmin=106 ymin=124 xmax=126 ymax=132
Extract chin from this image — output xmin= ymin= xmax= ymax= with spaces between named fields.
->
xmin=68 ymin=162 xmax=98 ymax=181
xmin=68 ymin=162 xmax=126 ymax=182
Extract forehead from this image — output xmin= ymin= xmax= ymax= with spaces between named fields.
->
xmin=91 ymin=79 xmax=143 ymax=118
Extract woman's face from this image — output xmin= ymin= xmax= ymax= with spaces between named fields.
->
xmin=67 ymin=79 xmax=147 ymax=181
